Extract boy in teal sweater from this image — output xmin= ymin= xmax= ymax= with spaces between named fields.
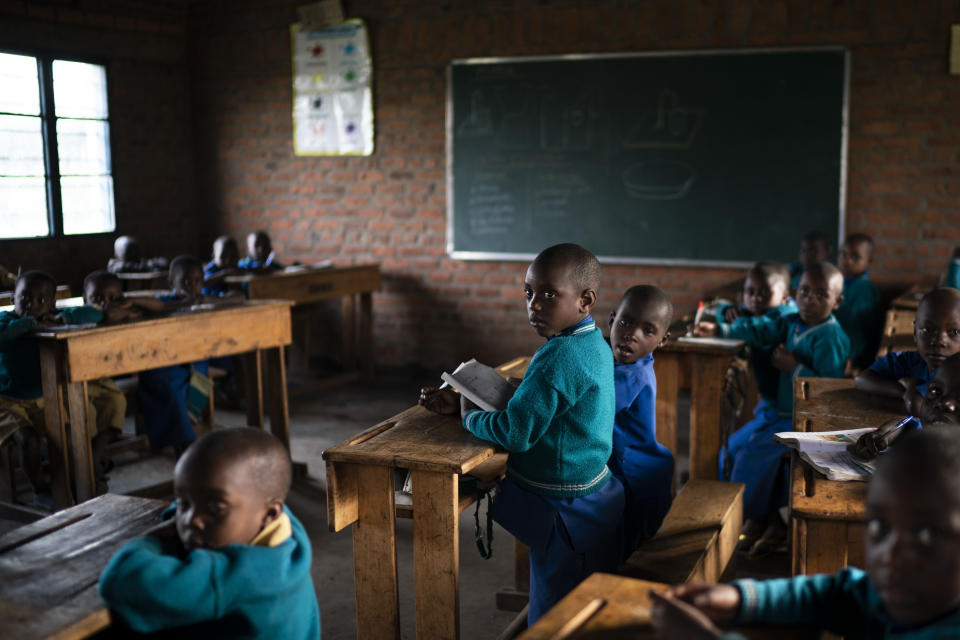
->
xmin=455 ymin=243 xmax=623 ymax=623
xmin=651 ymin=429 xmax=960 ymax=640
xmin=835 ymin=232 xmax=880 ymax=370
xmin=100 ymin=428 xmax=320 ymax=639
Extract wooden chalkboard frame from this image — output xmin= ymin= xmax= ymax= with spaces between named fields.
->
xmin=445 ymin=46 xmax=850 ymax=267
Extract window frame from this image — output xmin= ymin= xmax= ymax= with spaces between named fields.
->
xmin=0 ymin=46 xmax=116 ymax=240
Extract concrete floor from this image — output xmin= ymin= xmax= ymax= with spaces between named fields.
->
xmin=4 ymin=372 xmax=789 ymax=639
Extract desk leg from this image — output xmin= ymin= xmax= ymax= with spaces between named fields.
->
xmin=354 ymin=465 xmax=400 ymax=640
xmin=359 ymin=292 xmax=373 ymax=381
xmin=654 ymin=353 xmax=680 ymax=458
xmin=689 ymin=355 xmax=728 ymax=481
xmin=243 ymin=350 xmax=264 ymax=428
xmin=66 ymin=381 xmax=95 ymax=503
xmin=412 ymin=470 xmax=459 ymax=640
xmin=264 ymin=347 xmax=290 ymax=449
xmin=793 ymin=518 xmax=850 ymax=576
xmin=38 ymin=344 xmax=71 ymax=508
xmin=342 ymin=294 xmax=357 ymax=372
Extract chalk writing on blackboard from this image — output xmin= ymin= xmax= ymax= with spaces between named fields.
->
xmin=539 ymin=91 xmax=600 ymax=152
xmin=532 ymin=173 xmax=592 ymax=220
xmin=624 ymin=90 xmax=704 ymax=150
xmin=458 ymin=90 xmax=494 ymax=137
xmin=469 ymin=178 xmax=516 ymax=235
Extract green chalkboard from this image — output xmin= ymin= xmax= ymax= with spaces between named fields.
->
xmin=446 ymin=48 xmax=848 ymax=266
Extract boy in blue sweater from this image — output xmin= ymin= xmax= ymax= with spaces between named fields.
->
xmin=238 ymin=231 xmax=284 ymax=273
xmin=856 ymin=288 xmax=960 ymax=417
xmin=0 ymin=271 xmax=119 ymax=505
xmin=836 ymin=232 xmax=880 ymax=370
xmin=607 ymin=285 xmax=675 ymax=560
xmin=788 ymin=230 xmax=831 ymax=291
xmin=203 ymin=235 xmax=242 ymax=296
xmin=100 ymin=428 xmax=320 ymax=639
xmin=651 ymin=429 xmax=960 ymax=640
xmin=697 ymin=262 xmax=849 ymax=555
xmin=455 ymin=243 xmax=623 ymax=623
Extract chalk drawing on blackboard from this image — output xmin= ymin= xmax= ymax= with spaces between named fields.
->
xmin=458 ymin=90 xmax=494 ymax=137
xmin=624 ymin=90 xmax=704 ymax=149
xmin=622 ymin=161 xmax=697 ymax=200
xmin=496 ymin=87 xmax=537 ymax=149
xmin=468 ymin=179 xmax=516 ymax=235
xmin=539 ymin=91 xmax=599 ymax=151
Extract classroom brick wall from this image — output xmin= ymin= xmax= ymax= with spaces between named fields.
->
xmin=0 ymin=0 xmax=197 ymax=295
xmin=189 ymin=0 xmax=960 ymax=369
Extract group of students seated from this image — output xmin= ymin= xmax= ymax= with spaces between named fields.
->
xmin=0 ymin=230 xmax=284 ymax=507
xmin=6 ymin=229 xmax=960 ymax=639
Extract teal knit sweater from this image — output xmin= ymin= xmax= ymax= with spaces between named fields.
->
xmin=463 ymin=318 xmax=615 ymax=498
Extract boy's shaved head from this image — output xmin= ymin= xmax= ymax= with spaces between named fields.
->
xmin=747 ymin=261 xmax=790 ymax=290
xmin=114 ymin=235 xmax=141 ymax=261
xmin=83 ymin=270 xmax=120 ymax=295
xmin=169 ymin=255 xmax=203 ymax=281
xmin=620 ymin=285 xmax=673 ymax=327
xmin=873 ymin=429 xmax=960 ymax=495
xmin=17 ymin=270 xmax=55 ymax=293
xmin=804 ymin=261 xmax=844 ymax=294
xmin=532 ymin=243 xmax=601 ymax=293
xmin=919 ymin=287 xmax=960 ymax=316
xmin=179 ymin=428 xmax=292 ymax=502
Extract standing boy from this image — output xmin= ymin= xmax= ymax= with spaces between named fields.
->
xmin=697 ymin=262 xmax=849 ymax=555
xmin=458 ymin=243 xmax=623 ymax=623
xmin=835 ymin=232 xmax=879 ymax=370
xmin=855 ymin=287 xmax=960 ymax=417
xmin=607 ymin=285 xmax=675 ymax=559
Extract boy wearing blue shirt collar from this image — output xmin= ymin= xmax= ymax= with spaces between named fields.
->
xmin=836 ymin=232 xmax=880 ymax=371
xmin=651 ymin=429 xmax=960 ymax=640
xmin=856 ymin=288 xmax=960 ymax=416
xmin=458 ymin=243 xmax=623 ymax=624
xmin=607 ymin=285 xmax=675 ymax=560
xmin=238 ymin=231 xmax=284 ymax=273
xmin=100 ymin=428 xmax=320 ymax=638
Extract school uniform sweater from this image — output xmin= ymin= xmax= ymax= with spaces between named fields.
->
xmin=723 ymin=568 xmax=960 ymax=640
xmin=868 ymin=350 xmax=936 ymax=397
xmin=716 ymin=300 xmax=798 ymax=405
xmin=0 ymin=308 xmax=103 ymax=399
xmin=720 ymin=312 xmax=850 ymax=417
xmin=99 ymin=506 xmax=320 ymax=640
xmin=463 ymin=316 xmax=615 ymax=498
xmin=835 ymin=272 xmax=879 ymax=367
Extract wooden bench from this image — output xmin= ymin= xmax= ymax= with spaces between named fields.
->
xmin=619 ymin=479 xmax=744 ymax=585
xmin=875 ymin=308 xmax=915 ymax=360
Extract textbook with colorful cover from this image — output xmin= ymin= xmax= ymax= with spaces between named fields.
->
xmin=774 ymin=428 xmax=877 ymax=481
xmin=440 ymin=358 xmax=514 ymax=412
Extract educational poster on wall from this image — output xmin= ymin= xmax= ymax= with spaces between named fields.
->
xmin=290 ymin=19 xmax=373 ymax=155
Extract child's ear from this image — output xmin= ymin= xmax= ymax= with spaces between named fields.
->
xmin=833 ymin=293 xmax=844 ymax=311
xmin=658 ymin=330 xmax=671 ymax=348
xmin=579 ymin=288 xmax=597 ymax=313
xmin=261 ymin=500 xmax=284 ymax=529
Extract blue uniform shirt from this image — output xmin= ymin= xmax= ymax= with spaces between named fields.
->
xmin=868 ymin=350 xmax=934 ymax=397
xmin=835 ymin=272 xmax=879 ymax=366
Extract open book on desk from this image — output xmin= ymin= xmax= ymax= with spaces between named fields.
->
xmin=775 ymin=428 xmax=877 ymax=481
xmin=440 ymin=358 xmax=515 ymax=412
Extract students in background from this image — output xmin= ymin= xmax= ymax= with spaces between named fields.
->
xmin=238 ymin=231 xmax=284 ymax=273
xmin=835 ymin=232 xmax=880 ymax=371
xmin=421 ymin=243 xmax=623 ymax=624
xmin=650 ymin=429 xmax=960 ymax=639
xmin=697 ymin=263 xmax=849 ymax=556
xmin=106 ymin=235 xmax=168 ymax=274
xmin=855 ymin=287 xmax=960 ymax=417
xmin=203 ymin=235 xmax=242 ymax=296
xmin=607 ymin=285 xmax=675 ymax=560
xmin=788 ymin=230 xmax=831 ymax=291
xmin=83 ymin=270 xmax=167 ymax=319
xmin=100 ymin=428 xmax=320 ymax=639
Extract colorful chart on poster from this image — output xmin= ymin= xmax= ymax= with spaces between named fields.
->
xmin=290 ymin=19 xmax=373 ymax=155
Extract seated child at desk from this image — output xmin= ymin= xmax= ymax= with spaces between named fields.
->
xmin=238 ymin=231 xmax=283 ymax=273
xmin=650 ymin=429 xmax=960 ymax=640
xmin=84 ymin=270 xmax=167 ymax=319
xmin=607 ymin=285 xmax=675 ymax=558
xmin=422 ymin=243 xmax=624 ymax=623
xmin=0 ymin=271 xmax=122 ymax=506
xmin=204 ymin=235 xmax=241 ymax=296
xmin=788 ymin=230 xmax=831 ymax=291
xmin=835 ymin=232 xmax=880 ymax=371
xmin=99 ymin=428 xmax=320 ymax=639
xmin=855 ymin=287 xmax=960 ymax=417
xmin=106 ymin=235 xmax=168 ymax=274
xmin=697 ymin=262 xmax=849 ymax=555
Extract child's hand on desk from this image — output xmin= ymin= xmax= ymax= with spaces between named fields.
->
xmin=418 ymin=386 xmax=459 ymax=415
xmin=898 ymin=377 xmax=923 ymax=416
xmin=36 ymin=312 xmax=64 ymax=328
xmin=650 ymin=588 xmax=727 ymax=640
xmin=723 ymin=307 xmax=744 ymax=322
xmin=692 ymin=322 xmax=718 ymax=337
xmin=771 ymin=344 xmax=798 ymax=372
xmin=102 ymin=301 xmax=142 ymax=324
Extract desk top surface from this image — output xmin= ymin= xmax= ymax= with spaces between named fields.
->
xmin=660 ymin=336 xmax=745 ymax=356
xmin=225 ymin=262 xmax=379 ymax=283
xmin=324 ymin=357 xmax=529 ymax=473
xmin=0 ymin=494 xmax=167 ymax=639
xmin=794 ymin=377 xmax=904 ymax=430
xmin=891 ymin=282 xmax=936 ymax=310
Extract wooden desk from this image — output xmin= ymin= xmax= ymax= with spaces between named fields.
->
xmin=115 ymin=271 xmax=167 ymax=291
xmin=0 ymin=493 xmax=166 ymax=640
xmin=229 ymin=264 xmax=380 ymax=380
xmin=34 ymin=300 xmax=293 ymax=508
xmin=654 ymin=338 xmax=746 ymax=481
xmin=789 ymin=377 xmax=902 ymax=576
xmin=890 ymin=283 xmax=932 ymax=310
xmin=323 ymin=356 xmax=528 ymax=640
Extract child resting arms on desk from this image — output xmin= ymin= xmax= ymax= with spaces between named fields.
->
xmin=100 ymin=428 xmax=320 ymax=639
xmin=651 ymin=428 xmax=960 ymax=639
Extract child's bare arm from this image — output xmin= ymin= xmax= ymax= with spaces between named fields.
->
xmin=419 ymin=386 xmax=459 ymax=415
xmin=128 ymin=296 xmax=173 ymax=314
xmin=694 ymin=321 xmax=720 ymax=337
xmin=650 ymin=585 xmax=740 ymax=640
xmin=854 ymin=368 xmax=906 ymax=397
xmin=771 ymin=343 xmax=798 ymax=372
xmin=101 ymin=301 xmax=142 ymax=324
